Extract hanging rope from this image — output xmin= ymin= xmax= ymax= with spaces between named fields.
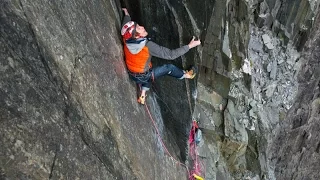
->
xmin=144 ymin=102 xmax=196 ymax=179
xmin=188 ymin=120 xmax=205 ymax=180
xmin=144 ymin=102 xmax=206 ymax=179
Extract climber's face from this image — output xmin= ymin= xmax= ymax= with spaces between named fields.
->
xmin=135 ymin=24 xmax=148 ymax=37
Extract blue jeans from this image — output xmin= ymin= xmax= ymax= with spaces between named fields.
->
xmin=129 ymin=64 xmax=184 ymax=91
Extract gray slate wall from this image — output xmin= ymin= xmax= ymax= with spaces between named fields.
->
xmin=0 ymin=0 xmax=186 ymax=179
xmin=1 ymin=0 xmax=320 ymax=179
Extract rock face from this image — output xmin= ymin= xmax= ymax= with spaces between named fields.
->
xmin=134 ymin=0 xmax=319 ymax=179
xmin=269 ymin=12 xmax=320 ymax=180
xmin=1 ymin=0 xmax=320 ymax=179
xmin=1 ymin=1 xmax=185 ymax=179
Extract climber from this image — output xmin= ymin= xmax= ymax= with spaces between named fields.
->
xmin=121 ymin=8 xmax=201 ymax=105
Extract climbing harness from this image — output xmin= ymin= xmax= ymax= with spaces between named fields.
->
xmin=129 ymin=70 xmax=152 ymax=84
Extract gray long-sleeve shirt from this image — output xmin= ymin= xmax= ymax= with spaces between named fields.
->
xmin=146 ymin=41 xmax=189 ymax=60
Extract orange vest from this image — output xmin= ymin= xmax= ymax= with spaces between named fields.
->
xmin=124 ymin=44 xmax=152 ymax=73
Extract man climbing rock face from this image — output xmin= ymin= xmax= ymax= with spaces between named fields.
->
xmin=121 ymin=8 xmax=201 ymax=105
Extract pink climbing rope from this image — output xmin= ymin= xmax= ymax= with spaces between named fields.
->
xmin=144 ymin=103 xmax=192 ymax=178
xmin=143 ymin=98 xmax=205 ymax=179
xmin=188 ymin=121 xmax=205 ymax=179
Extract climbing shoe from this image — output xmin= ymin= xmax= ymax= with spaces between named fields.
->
xmin=137 ymin=95 xmax=146 ymax=105
xmin=185 ymin=66 xmax=197 ymax=79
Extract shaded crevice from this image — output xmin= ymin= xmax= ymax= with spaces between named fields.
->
xmin=75 ymin=125 xmax=130 ymax=179
xmin=65 ymin=53 xmax=113 ymax=128
xmin=48 ymin=150 xmax=58 ymax=179
xmin=298 ymin=130 xmax=308 ymax=152
xmin=19 ymin=0 xmax=57 ymax=86
xmin=245 ymin=130 xmax=262 ymax=176
xmin=19 ymin=0 xmax=78 ymax=130
xmin=18 ymin=0 xmax=79 ymax=129
xmin=18 ymin=0 xmax=100 ymax=130
xmin=77 ymin=125 xmax=112 ymax=170
xmin=316 ymin=142 xmax=320 ymax=153
xmin=220 ymin=99 xmax=228 ymax=138
xmin=76 ymin=125 xmax=137 ymax=179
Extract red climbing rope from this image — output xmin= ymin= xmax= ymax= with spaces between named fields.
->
xmin=144 ymin=103 xmax=194 ymax=179
xmin=141 ymin=85 xmax=205 ymax=179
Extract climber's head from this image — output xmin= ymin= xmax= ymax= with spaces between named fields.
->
xmin=121 ymin=21 xmax=148 ymax=40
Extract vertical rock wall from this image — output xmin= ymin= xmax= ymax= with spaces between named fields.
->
xmin=0 ymin=0 xmax=187 ymax=179
xmin=270 ymin=12 xmax=320 ymax=180
xmin=1 ymin=0 xmax=320 ymax=179
xmin=126 ymin=0 xmax=320 ymax=179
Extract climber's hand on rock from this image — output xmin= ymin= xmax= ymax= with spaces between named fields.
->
xmin=188 ymin=36 xmax=201 ymax=49
xmin=122 ymin=8 xmax=129 ymax=16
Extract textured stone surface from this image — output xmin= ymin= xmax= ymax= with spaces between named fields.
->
xmin=269 ymin=12 xmax=320 ymax=180
xmin=1 ymin=0 xmax=320 ymax=179
xmin=0 ymin=1 xmax=186 ymax=179
xmin=134 ymin=0 xmax=319 ymax=179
